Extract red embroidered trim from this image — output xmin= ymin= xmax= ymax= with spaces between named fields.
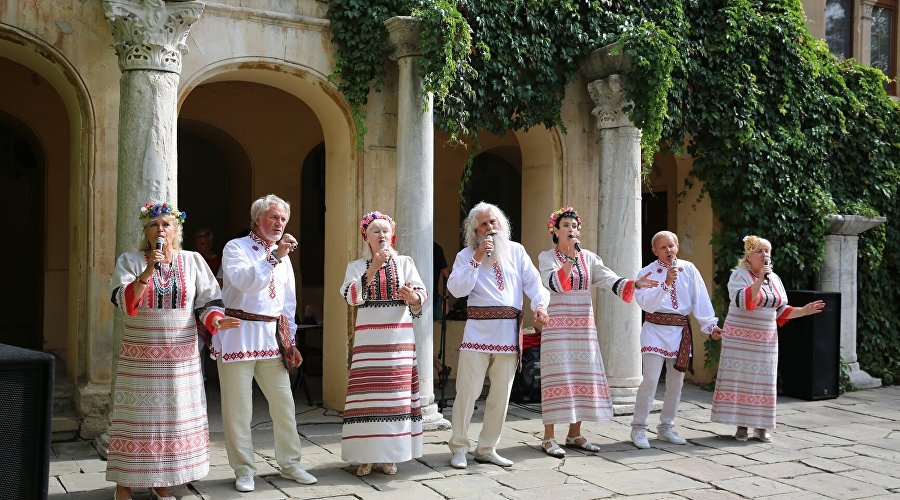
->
xmin=221 ymin=348 xmax=281 ymax=361
xmin=776 ymin=306 xmax=794 ymax=327
xmin=660 ymin=260 xmax=679 ymax=309
xmin=621 ymin=280 xmax=635 ymax=303
xmin=557 ymin=267 xmax=572 ymax=292
xmin=744 ymin=286 xmax=756 ymax=311
xmin=492 ymin=261 xmax=505 ymax=291
xmin=459 ymin=342 xmax=517 ymax=352
xmin=205 ymin=311 xmax=224 ymax=334
xmin=641 ymin=345 xmax=678 ymax=357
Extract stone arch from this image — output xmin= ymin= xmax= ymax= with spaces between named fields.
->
xmin=0 ymin=24 xmax=97 ymax=384
xmin=179 ymin=59 xmax=359 ymax=408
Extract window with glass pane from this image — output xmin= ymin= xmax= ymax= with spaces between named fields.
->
xmin=826 ymin=0 xmax=853 ymax=60
xmin=871 ymin=5 xmax=894 ymax=76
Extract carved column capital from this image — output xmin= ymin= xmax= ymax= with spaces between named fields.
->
xmin=862 ymin=0 xmax=878 ymax=20
xmin=104 ymin=0 xmax=204 ymax=73
xmin=385 ymin=16 xmax=423 ymax=60
xmin=588 ymin=74 xmax=635 ymax=130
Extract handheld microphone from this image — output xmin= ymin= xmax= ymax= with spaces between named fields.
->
xmin=763 ymin=257 xmax=771 ymax=284
xmin=485 ymin=234 xmax=493 ymax=258
xmin=155 ymin=236 xmax=165 ymax=271
xmin=380 ymin=240 xmax=388 ymax=250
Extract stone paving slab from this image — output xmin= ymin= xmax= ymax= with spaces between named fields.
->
xmin=423 ymin=474 xmax=513 ymax=498
xmin=798 ymin=456 xmax=858 ymax=473
xmin=499 ymin=482 xmax=614 ymax=500
xmin=677 ymin=489 xmax=747 ymax=500
xmin=779 ymin=471 xmax=891 ymax=499
xmin=655 ymin=457 xmax=750 ymax=482
xmin=709 ymin=475 xmax=800 ymax=497
xmin=837 ymin=468 xmax=900 ymax=490
xmin=737 ymin=461 xmax=818 ymax=479
xmin=580 ymin=468 xmax=707 ymax=495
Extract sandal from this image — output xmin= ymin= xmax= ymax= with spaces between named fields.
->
xmin=542 ymin=438 xmax=566 ymax=458
xmin=753 ymin=428 xmax=773 ymax=443
xmin=382 ymin=463 xmax=398 ymax=475
xmin=734 ymin=426 xmax=748 ymax=442
xmin=356 ymin=463 xmax=373 ymax=476
xmin=565 ymin=435 xmax=601 ymax=453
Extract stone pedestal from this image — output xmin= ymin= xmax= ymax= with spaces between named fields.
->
xmin=98 ymin=0 xmax=204 ymax=453
xmin=583 ymin=46 xmax=644 ymax=413
xmin=818 ymin=214 xmax=886 ymax=389
xmin=386 ymin=16 xmax=448 ymax=430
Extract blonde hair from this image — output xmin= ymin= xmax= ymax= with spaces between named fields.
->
xmin=140 ymin=214 xmax=183 ymax=251
xmin=737 ymin=235 xmax=772 ymax=269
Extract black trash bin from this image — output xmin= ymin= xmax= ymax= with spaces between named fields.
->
xmin=777 ymin=290 xmax=841 ymax=400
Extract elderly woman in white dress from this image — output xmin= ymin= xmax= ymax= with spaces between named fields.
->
xmin=339 ymin=211 xmax=426 ymax=476
xmin=711 ymin=235 xmax=824 ymax=443
xmin=107 ymin=202 xmax=239 ymax=500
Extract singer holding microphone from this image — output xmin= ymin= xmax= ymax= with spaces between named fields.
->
xmin=537 ymin=207 xmax=658 ymax=458
xmin=630 ymin=231 xmax=723 ymax=449
xmin=107 ymin=201 xmax=239 ymax=500
xmin=339 ymin=211 xmax=426 ymax=476
xmin=711 ymin=235 xmax=824 ymax=443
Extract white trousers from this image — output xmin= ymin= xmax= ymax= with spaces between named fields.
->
xmin=448 ymin=351 xmax=518 ymax=456
xmin=217 ymin=358 xmax=304 ymax=477
xmin=631 ymin=353 xmax=684 ymax=432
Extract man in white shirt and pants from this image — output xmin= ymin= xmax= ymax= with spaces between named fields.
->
xmin=446 ymin=202 xmax=550 ymax=468
xmin=215 ymin=194 xmax=317 ymax=492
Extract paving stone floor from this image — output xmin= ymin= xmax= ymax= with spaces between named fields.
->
xmin=50 ymin=381 xmax=900 ymax=499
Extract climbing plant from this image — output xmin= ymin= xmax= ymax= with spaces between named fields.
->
xmin=326 ymin=0 xmax=900 ymax=384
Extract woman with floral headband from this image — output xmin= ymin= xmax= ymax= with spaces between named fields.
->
xmin=339 ymin=211 xmax=427 ymax=476
xmin=710 ymin=235 xmax=824 ymax=443
xmin=107 ymin=202 xmax=240 ymax=500
xmin=536 ymin=206 xmax=658 ymax=458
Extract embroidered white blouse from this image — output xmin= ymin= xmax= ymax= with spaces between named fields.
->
xmin=447 ymin=242 xmax=549 ymax=354
xmin=634 ymin=259 xmax=718 ymax=358
xmin=212 ymin=233 xmax=297 ymax=363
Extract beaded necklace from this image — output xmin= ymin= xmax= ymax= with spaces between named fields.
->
xmin=152 ymin=258 xmax=178 ymax=296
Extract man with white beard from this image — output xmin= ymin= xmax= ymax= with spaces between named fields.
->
xmin=446 ymin=202 xmax=550 ymax=468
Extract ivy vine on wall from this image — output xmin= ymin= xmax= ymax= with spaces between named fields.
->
xmin=326 ymin=0 xmax=900 ymax=384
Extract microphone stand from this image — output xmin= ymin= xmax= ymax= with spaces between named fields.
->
xmin=437 ymin=275 xmax=454 ymax=411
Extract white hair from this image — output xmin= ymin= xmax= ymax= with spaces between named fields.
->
xmin=463 ymin=202 xmax=512 ymax=265
xmin=250 ymin=194 xmax=290 ymax=228
xmin=651 ymin=230 xmax=679 ymax=248
xmin=463 ymin=202 xmax=512 ymax=249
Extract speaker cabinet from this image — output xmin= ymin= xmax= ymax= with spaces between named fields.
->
xmin=0 ymin=343 xmax=54 ymax=500
xmin=777 ymin=290 xmax=841 ymax=401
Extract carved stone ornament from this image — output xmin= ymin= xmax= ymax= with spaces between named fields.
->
xmin=385 ymin=16 xmax=423 ymax=60
xmin=862 ymin=0 xmax=877 ymax=20
xmin=104 ymin=0 xmax=204 ymax=73
xmin=588 ymin=74 xmax=635 ymax=130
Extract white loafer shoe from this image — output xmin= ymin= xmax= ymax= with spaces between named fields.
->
xmin=450 ymin=450 xmax=468 ymax=469
xmin=657 ymin=428 xmax=687 ymax=445
xmin=473 ymin=450 xmax=513 ymax=467
xmin=283 ymin=468 xmax=318 ymax=485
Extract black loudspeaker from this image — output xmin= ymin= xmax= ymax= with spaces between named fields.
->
xmin=0 ymin=343 xmax=54 ymax=500
xmin=777 ymin=290 xmax=840 ymax=401
xmin=510 ymin=346 xmax=541 ymax=404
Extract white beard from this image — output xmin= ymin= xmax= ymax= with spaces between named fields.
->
xmin=479 ymin=232 xmax=510 ymax=267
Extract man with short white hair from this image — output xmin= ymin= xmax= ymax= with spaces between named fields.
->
xmin=630 ymin=230 xmax=722 ymax=449
xmin=215 ymin=194 xmax=317 ymax=491
xmin=446 ymin=202 xmax=550 ymax=468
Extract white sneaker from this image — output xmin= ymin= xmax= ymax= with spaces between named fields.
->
xmin=450 ymin=450 xmax=467 ymax=469
xmin=282 ymin=468 xmax=318 ymax=485
xmin=235 ymin=474 xmax=255 ymax=492
xmin=657 ymin=428 xmax=687 ymax=445
xmin=630 ymin=428 xmax=650 ymax=449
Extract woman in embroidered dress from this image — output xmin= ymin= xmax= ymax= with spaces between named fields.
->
xmin=536 ymin=207 xmax=658 ymax=458
xmin=107 ymin=202 xmax=240 ymax=500
xmin=710 ymin=235 xmax=824 ymax=443
xmin=339 ymin=211 xmax=427 ymax=476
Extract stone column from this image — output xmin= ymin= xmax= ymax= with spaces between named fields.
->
xmin=582 ymin=47 xmax=644 ymax=412
xmin=97 ymin=0 xmax=204 ymax=454
xmin=386 ymin=16 xmax=449 ymax=430
xmin=818 ymin=214 xmax=886 ymax=389
xmin=858 ymin=0 xmax=878 ymax=65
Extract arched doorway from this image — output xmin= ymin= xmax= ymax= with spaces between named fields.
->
xmin=0 ymin=111 xmax=44 ymax=350
xmin=460 ymin=149 xmax=523 ymax=242
xmin=178 ymin=63 xmax=358 ymax=408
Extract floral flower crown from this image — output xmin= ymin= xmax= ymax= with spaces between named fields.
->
xmin=359 ymin=210 xmax=396 ymax=243
xmin=547 ymin=206 xmax=582 ymax=235
xmin=742 ymin=234 xmax=760 ymax=253
xmin=139 ymin=202 xmax=186 ymax=225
